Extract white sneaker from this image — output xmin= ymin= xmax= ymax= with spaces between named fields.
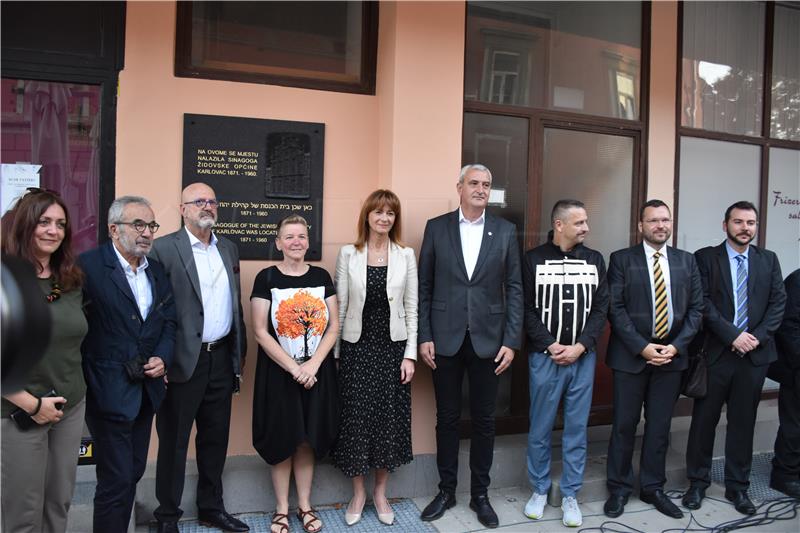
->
xmin=524 ymin=492 xmax=547 ymax=519
xmin=561 ymin=496 xmax=583 ymax=527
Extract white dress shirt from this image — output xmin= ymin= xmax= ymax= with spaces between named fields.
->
xmin=643 ymin=242 xmax=674 ymax=337
xmin=186 ymin=227 xmax=233 ymax=343
xmin=112 ymin=242 xmax=153 ymax=320
xmin=459 ymin=207 xmax=485 ymax=280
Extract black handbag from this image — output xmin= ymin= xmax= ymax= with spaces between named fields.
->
xmin=682 ymin=347 xmax=707 ymax=399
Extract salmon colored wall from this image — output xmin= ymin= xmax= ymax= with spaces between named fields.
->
xmin=117 ymin=1 xmax=465 ymax=459
xmin=648 ymin=1 xmax=678 ymax=207
xmin=118 ymin=1 xmax=678 ymax=461
xmin=377 ymin=1 xmax=467 ymax=455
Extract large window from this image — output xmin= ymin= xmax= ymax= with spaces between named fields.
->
xmin=465 ymin=1 xmax=642 ymax=119
xmin=463 ymin=1 xmax=648 ymax=432
xmin=677 ymin=2 xmax=800 ymax=276
xmin=1 ymin=80 xmax=103 ymax=254
xmin=175 ymin=1 xmax=379 ymax=94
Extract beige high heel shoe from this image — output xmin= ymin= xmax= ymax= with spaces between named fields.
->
xmin=377 ymin=508 xmax=395 ymax=525
xmin=375 ymin=496 xmax=394 ymax=525
xmin=345 ymin=497 xmax=365 ymax=526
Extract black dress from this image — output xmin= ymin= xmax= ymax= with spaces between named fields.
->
xmin=250 ymin=266 xmax=340 ymax=465
xmin=333 ymin=265 xmax=412 ymax=477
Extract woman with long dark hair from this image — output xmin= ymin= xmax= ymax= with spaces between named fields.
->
xmin=1 ymin=189 xmax=88 ymax=533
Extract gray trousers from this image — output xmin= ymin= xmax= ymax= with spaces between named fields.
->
xmin=2 ymin=397 xmax=86 ymax=533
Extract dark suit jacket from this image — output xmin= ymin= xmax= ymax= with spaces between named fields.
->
xmin=418 ymin=209 xmax=523 ymax=358
xmin=150 ymin=229 xmax=247 ymax=383
xmin=606 ymin=243 xmax=703 ymax=373
xmin=769 ymin=268 xmax=800 ymax=385
xmin=694 ymin=242 xmax=786 ymax=367
xmin=79 ymin=242 xmax=176 ymax=421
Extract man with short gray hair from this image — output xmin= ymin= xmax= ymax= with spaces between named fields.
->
xmin=418 ymin=164 xmax=524 ymax=528
xmin=80 ymin=196 xmax=176 ymax=532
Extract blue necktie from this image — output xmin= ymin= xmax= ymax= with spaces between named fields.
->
xmin=735 ymin=255 xmax=748 ymax=331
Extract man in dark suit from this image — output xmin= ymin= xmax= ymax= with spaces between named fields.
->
xmin=150 ymin=183 xmax=248 ymax=533
xmin=80 ymin=196 xmax=176 ymax=532
xmin=769 ymin=268 xmax=800 ymax=499
xmin=604 ymin=199 xmax=703 ymax=520
xmin=418 ymin=164 xmax=524 ymax=528
xmin=683 ymin=201 xmax=786 ymax=514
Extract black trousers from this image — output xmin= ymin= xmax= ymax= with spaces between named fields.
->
xmin=86 ymin=394 xmax=154 ymax=533
xmin=606 ymin=366 xmax=682 ymax=496
xmin=154 ymin=345 xmax=234 ymax=521
xmin=432 ymin=333 xmax=499 ymax=497
xmin=772 ymin=384 xmax=800 ymax=483
xmin=686 ymin=351 xmax=768 ymax=491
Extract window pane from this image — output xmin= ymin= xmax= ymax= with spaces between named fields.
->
xmin=462 ymin=112 xmax=529 ymax=417
xmin=178 ymin=1 xmax=375 ymax=94
xmin=767 ymin=148 xmax=800 ymax=273
xmin=465 ymin=1 xmax=641 ymax=119
xmin=1 ymin=79 xmax=101 ymax=254
xmin=677 ymin=137 xmax=760 ymax=253
xmin=771 ymin=6 xmax=800 ymax=141
xmin=541 ymin=129 xmax=633 ymax=259
xmin=681 ymin=2 xmax=764 ymax=136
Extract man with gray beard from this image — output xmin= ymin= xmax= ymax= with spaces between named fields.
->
xmin=80 ymin=196 xmax=176 ymax=532
xmin=150 ymin=183 xmax=248 ymax=532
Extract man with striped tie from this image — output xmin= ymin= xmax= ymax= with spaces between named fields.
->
xmin=603 ymin=200 xmax=704 ymax=520
xmin=683 ymin=201 xmax=786 ymax=515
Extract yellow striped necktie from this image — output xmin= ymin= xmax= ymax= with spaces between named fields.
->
xmin=653 ymin=251 xmax=669 ymax=339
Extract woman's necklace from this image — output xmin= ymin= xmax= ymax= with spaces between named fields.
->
xmin=46 ymin=279 xmax=62 ymax=303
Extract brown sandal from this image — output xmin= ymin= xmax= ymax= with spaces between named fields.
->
xmin=297 ymin=508 xmax=322 ymax=533
xmin=271 ymin=512 xmax=290 ymax=533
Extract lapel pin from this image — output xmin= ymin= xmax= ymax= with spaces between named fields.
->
xmin=488 ymin=231 xmax=493 ymax=236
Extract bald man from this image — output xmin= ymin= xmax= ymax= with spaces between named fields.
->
xmin=150 ymin=183 xmax=248 ymax=533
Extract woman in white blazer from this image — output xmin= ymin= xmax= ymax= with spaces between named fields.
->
xmin=332 ymin=189 xmax=418 ymax=526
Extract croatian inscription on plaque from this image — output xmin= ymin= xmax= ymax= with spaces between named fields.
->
xmin=183 ymin=114 xmax=324 ymax=260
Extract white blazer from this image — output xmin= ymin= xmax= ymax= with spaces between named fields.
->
xmin=335 ymin=242 xmax=418 ymax=359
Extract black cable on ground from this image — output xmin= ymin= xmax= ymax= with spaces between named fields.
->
xmin=576 ymin=496 xmax=799 ymax=533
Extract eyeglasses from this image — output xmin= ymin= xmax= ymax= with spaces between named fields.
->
xmin=183 ymin=198 xmax=219 ymax=208
xmin=115 ymin=220 xmax=160 ymax=234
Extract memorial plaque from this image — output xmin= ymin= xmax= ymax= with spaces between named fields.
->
xmin=182 ymin=114 xmax=324 ymax=260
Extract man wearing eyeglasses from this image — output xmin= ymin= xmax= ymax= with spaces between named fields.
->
xmin=603 ymin=199 xmax=703 ymax=520
xmin=149 ymin=182 xmax=248 ymax=533
xmin=79 ymin=196 xmax=176 ymax=532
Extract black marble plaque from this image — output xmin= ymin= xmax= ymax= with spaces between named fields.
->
xmin=182 ymin=113 xmax=324 ymax=260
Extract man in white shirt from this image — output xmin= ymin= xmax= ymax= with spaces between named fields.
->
xmin=603 ymin=200 xmax=703 ymax=520
xmin=418 ymin=164 xmax=524 ymax=529
xmin=150 ymin=183 xmax=248 ymax=533
xmin=79 ymin=196 xmax=176 ymax=532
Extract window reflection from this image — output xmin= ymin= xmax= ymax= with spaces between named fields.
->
xmin=681 ymin=1 xmax=765 ymax=136
xmin=771 ymin=5 xmax=800 ymax=141
xmin=1 ymin=79 xmax=101 ymax=254
xmin=465 ymin=1 xmax=641 ymax=119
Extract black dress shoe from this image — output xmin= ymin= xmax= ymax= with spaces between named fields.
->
xmin=724 ymin=489 xmax=756 ymax=515
xmin=469 ymin=494 xmax=499 ymax=529
xmin=681 ymin=486 xmax=706 ymax=510
xmin=770 ymin=479 xmax=800 ymax=499
xmin=156 ymin=521 xmax=179 ymax=533
xmin=603 ymin=494 xmax=628 ymax=518
xmin=640 ymin=489 xmax=683 ymax=519
xmin=420 ymin=491 xmax=456 ymax=521
xmin=198 ymin=509 xmax=250 ymax=532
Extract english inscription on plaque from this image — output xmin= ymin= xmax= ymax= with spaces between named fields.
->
xmin=183 ymin=113 xmax=324 ymax=260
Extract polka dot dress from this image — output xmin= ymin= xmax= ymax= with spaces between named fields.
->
xmin=333 ymin=266 xmax=412 ymax=477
